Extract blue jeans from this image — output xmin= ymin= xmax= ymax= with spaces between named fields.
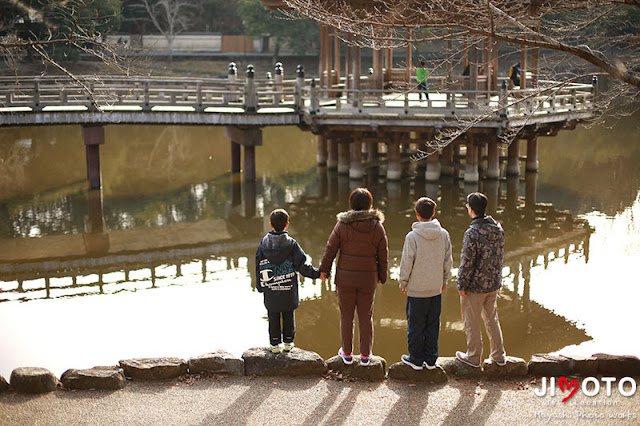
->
xmin=406 ymin=295 xmax=441 ymax=365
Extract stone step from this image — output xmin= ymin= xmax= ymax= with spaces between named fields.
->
xmin=326 ymin=355 xmax=387 ymax=381
xmin=10 ymin=367 xmax=58 ymax=394
xmin=188 ymin=350 xmax=244 ymax=376
xmin=388 ymin=362 xmax=448 ymax=383
xmin=0 ymin=375 xmax=10 ymax=392
xmin=61 ymin=367 xmax=126 ymax=390
xmin=242 ymin=347 xmax=327 ymax=377
xmin=119 ymin=357 xmax=188 ymax=380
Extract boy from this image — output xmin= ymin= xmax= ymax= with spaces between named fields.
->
xmin=255 ymin=209 xmax=320 ymax=353
xmin=398 ymin=197 xmax=453 ymax=370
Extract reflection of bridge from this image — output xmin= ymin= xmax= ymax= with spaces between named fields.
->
xmin=0 ymin=69 xmax=596 ymax=189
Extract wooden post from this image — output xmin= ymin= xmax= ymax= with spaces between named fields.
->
xmin=327 ymin=137 xmax=338 ymax=169
xmin=387 ymin=135 xmax=402 ymax=180
xmin=319 ymin=24 xmax=328 ymax=88
xmin=334 ymin=32 xmax=341 ymax=83
xmin=349 ymin=135 xmax=364 ymax=179
xmin=373 ymin=49 xmax=383 ymax=92
xmin=244 ymin=146 xmax=256 ymax=181
xmin=352 ymin=44 xmax=361 ymax=108
xmin=82 ymin=125 xmax=105 ymax=190
xmin=492 ymin=38 xmax=499 ymax=91
xmin=487 ymin=136 xmax=500 ymax=179
xmin=507 ymin=139 xmax=521 ymax=176
xmin=317 ymin=134 xmax=328 ymax=166
xmin=441 ymin=144 xmax=454 ymax=176
xmin=338 ymin=139 xmax=350 ymax=175
xmin=385 ymin=48 xmax=393 ymax=83
xmin=405 ymin=29 xmax=412 ymax=85
xmin=469 ymin=41 xmax=478 ymax=102
xmin=231 ymin=141 xmax=241 ymax=173
xmin=526 ymin=134 xmax=539 ymax=172
xmin=464 ymin=136 xmax=479 ymax=183
xmin=520 ymin=43 xmax=528 ymax=90
xmin=425 ymin=151 xmax=441 ymax=182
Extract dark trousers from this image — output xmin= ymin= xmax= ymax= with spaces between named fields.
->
xmin=337 ymin=285 xmax=377 ymax=357
xmin=418 ymin=82 xmax=429 ymax=100
xmin=406 ymin=294 xmax=441 ymax=365
xmin=268 ymin=310 xmax=295 ymax=345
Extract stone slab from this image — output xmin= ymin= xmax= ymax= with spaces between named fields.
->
xmin=60 ymin=367 xmax=126 ymax=390
xmin=438 ymin=357 xmax=484 ymax=378
xmin=483 ymin=356 xmax=527 ymax=379
xmin=527 ymin=354 xmax=572 ymax=377
xmin=188 ymin=350 xmax=244 ymax=376
xmin=326 ymin=355 xmax=387 ymax=381
xmin=0 ymin=375 xmax=9 ymax=392
xmin=593 ymin=354 xmax=640 ymax=376
xmin=10 ymin=367 xmax=58 ymax=394
xmin=242 ymin=347 xmax=327 ymax=377
xmin=119 ymin=358 xmax=188 ymax=381
xmin=388 ymin=362 xmax=447 ymax=383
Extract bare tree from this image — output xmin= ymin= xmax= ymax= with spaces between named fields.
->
xmin=130 ymin=0 xmax=196 ymax=62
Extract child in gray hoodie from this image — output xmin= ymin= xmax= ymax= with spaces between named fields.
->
xmin=398 ymin=197 xmax=453 ymax=370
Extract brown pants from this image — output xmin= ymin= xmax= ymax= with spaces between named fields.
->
xmin=337 ymin=285 xmax=377 ymax=357
xmin=460 ymin=290 xmax=506 ymax=365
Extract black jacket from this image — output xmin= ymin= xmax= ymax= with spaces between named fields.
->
xmin=255 ymin=231 xmax=320 ymax=312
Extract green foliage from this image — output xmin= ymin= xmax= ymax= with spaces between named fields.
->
xmin=238 ymin=0 xmax=317 ymax=55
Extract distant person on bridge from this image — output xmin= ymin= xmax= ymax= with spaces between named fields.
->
xmin=414 ymin=59 xmax=430 ymax=101
xmin=320 ymin=188 xmax=389 ymax=367
xmin=509 ymin=62 xmax=521 ymax=87
xmin=256 ymin=209 xmax=320 ymax=354
xmin=455 ymin=192 xmax=507 ymax=368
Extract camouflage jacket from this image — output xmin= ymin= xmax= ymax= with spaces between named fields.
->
xmin=456 ymin=216 xmax=504 ymax=293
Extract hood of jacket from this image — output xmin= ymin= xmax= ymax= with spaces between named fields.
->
xmin=336 ymin=209 xmax=385 ymax=233
xmin=259 ymin=231 xmax=295 ymax=264
xmin=470 ymin=215 xmax=503 ymax=242
xmin=411 ymin=219 xmax=445 ymax=240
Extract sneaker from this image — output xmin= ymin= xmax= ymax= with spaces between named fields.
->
xmin=338 ymin=347 xmax=353 ymax=365
xmin=486 ymin=357 xmax=507 ymax=366
xmin=359 ymin=354 xmax=371 ymax=366
xmin=401 ymin=355 xmax=423 ymax=371
xmin=267 ymin=344 xmax=281 ymax=354
xmin=456 ymin=351 xmax=480 ymax=368
xmin=283 ymin=342 xmax=295 ymax=352
xmin=423 ymin=362 xmax=437 ymax=370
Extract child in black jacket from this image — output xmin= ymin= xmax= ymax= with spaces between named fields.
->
xmin=255 ymin=209 xmax=320 ymax=353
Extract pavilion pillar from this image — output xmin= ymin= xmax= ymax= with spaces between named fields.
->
xmin=526 ymin=134 xmax=539 ymax=172
xmin=491 ymin=38 xmax=499 ymax=91
xmin=334 ymin=31 xmax=341 ymax=83
xmin=319 ymin=24 xmax=328 ymax=88
xmin=83 ymin=125 xmax=104 ymax=190
xmin=349 ymin=136 xmax=364 ymax=179
xmin=487 ymin=136 xmax=501 ymax=179
xmin=464 ymin=136 xmax=479 ymax=183
xmin=327 ymin=137 xmax=338 ymax=170
xmin=507 ymin=139 xmax=521 ymax=176
xmin=224 ymin=126 xmax=262 ymax=182
xmin=405 ymin=29 xmax=412 ymax=84
xmin=385 ymin=48 xmax=393 ymax=83
xmin=337 ymin=139 xmax=350 ymax=175
xmin=425 ymin=151 xmax=441 ymax=182
xmin=520 ymin=43 xmax=528 ymax=89
xmin=352 ymin=45 xmax=362 ymax=107
xmin=373 ymin=49 xmax=383 ymax=91
xmin=483 ymin=37 xmax=491 ymax=91
xmin=441 ymin=144 xmax=455 ymax=176
xmin=317 ymin=134 xmax=328 ymax=166
xmin=367 ymin=141 xmax=379 ymax=168
xmin=387 ymin=136 xmax=402 ymax=180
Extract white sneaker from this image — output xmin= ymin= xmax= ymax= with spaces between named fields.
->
xmin=267 ymin=344 xmax=281 ymax=354
xmin=423 ymin=362 xmax=437 ymax=370
xmin=283 ymin=342 xmax=295 ymax=352
xmin=456 ymin=351 xmax=480 ymax=368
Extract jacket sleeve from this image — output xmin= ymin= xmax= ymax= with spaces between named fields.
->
xmin=376 ymin=224 xmax=389 ymax=284
xmin=398 ymin=233 xmax=415 ymax=289
xmin=443 ymin=231 xmax=453 ymax=285
xmin=456 ymin=229 xmax=476 ymax=291
xmin=319 ymin=223 xmax=341 ymax=275
xmin=255 ymin=246 xmax=264 ymax=293
xmin=292 ymin=241 xmax=321 ymax=279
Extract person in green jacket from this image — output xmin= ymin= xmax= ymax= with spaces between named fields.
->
xmin=415 ymin=59 xmax=430 ymax=101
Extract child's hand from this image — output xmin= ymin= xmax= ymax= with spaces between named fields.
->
xmin=441 ymin=283 xmax=447 ymax=292
xmin=320 ymin=272 xmax=328 ymax=281
xmin=400 ymin=287 xmax=407 ymax=294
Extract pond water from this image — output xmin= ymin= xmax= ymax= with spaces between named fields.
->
xmin=0 ymin=118 xmax=639 ymax=379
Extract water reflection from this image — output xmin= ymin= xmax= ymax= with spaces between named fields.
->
xmin=0 ymin=119 xmax=638 ymax=377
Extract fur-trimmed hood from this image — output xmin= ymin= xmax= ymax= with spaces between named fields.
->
xmin=336 ymin=209 xmax=385 ymax=224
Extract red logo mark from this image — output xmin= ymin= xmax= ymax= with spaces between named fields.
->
xmin=559 ymin=376 xmax=579 ymax=402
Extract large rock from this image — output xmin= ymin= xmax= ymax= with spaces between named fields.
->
xmin=188 ymin=350 xmax=244 ymax=376
xmin=564 ymin=355 xmax=599 ymax=376
xmin=326 ymin=355 xmax=387 ymax=381
xmin=119 ymin=358 xmax=187 ymax=380
xmin=528 ymin=354 xmax=572 ymax=377
xmin=242 ymin=347 xmax=327 ymax=377
xmin=0 ymin=375 xmax=9 ymax=392
xmin=388 ymin=362 xmax=447 ymax=383
xmin=60 ymin=367 xmax=126 ymax=390
xmin=10 ymin=367 xmax=58 ymax=394
xmin=482 ymin=356 xmax=527 ymax=379
xmin=438 ymin=357 xmax=484 ymax=378
xmin=593 ymin=354 xmax=640 ymax=376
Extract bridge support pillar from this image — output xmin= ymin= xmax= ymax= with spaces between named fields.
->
xmin=327 ymin=138 xmax=338 ymax=169
xmin=349 ymin=139 xmax=363 ymax=179
xmin=526 ymin=135 xmax=539 ymax=172
xmin=464 ymin=138 xmax=479 ymax=183
xmin=507 ymin=139 xmax=521 ymax=176
xmin=386 ymin=137 xmax=402 ymax=181
xmin=487 ymin=137 xmax=501 ymax=179
xmin=441 ymin=144 xmax=454 ymax=176
xmin=366 ymin=142 xmax=379 ymax=169
xmin=425 ymin=151 xmax=441 ymax=182
xmin=337 ymin=141 xmax=350 ymax=175
xmin=506 ymin=175 xmax=519 ymax=214
xmin=224 ymin=126 xmax=262 ymax=181
xmin=525 ymin=171 xmax=538 ymax=212
xmin=317 ymin=134 xmax=328 ymax=166
xmin=82 ymin=125 xmax=104 ymax=190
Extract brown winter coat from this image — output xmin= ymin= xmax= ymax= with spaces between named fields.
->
xmin=320 ymin=209 xmax=389 ymax=288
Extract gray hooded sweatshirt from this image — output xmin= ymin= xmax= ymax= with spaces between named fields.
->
xmin=398 ymin=219 xmax=453 ymax=298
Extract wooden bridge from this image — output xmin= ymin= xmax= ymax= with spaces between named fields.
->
xmin=0 ymin=68 xmax=597 ymax=188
